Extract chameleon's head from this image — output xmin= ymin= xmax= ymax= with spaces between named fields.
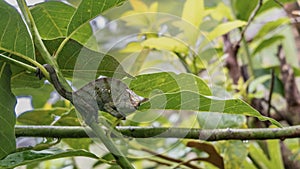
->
xmin=126 ymin=89 xmax=148 ymax=109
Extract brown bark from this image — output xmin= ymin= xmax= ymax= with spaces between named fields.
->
xmin=222 ymin=34 xmax=241 ymax=84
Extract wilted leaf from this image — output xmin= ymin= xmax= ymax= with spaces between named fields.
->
xmin=0 ymin=62 xmax=16 ymax=159
xmin=187 ymin=141 xmax=224 ymax=169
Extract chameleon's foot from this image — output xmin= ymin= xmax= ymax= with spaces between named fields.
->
xmin=35 ymin=67 xmax=44 ymax=80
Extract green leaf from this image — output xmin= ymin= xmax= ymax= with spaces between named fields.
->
xmin=67 ymin=0 xmax=126 ymax=45
xmin=139 ymin=91 xmax=281 ymax=127
xmin=0 ymin=148 xmax=98 ymax=168
xmin=0 ymin=1 xmax=34 ymax=59
xmin=0 ymin=62 xmax=16 ymax=159
xmin=13 ymin=84 xmax=53 ymax=108
xmin=232 ymin=0 xmax=258 ymax=21
xmin=257 ymin=0 xmax=296 ymax=15
xmin=11 ymin=66 xmax=44 ymax=89
xmin=252 ymin=35 xmax=284 ymax=56
xmin=141 ymin=37 xmax=189 ymax=53
xmin=253 ymin=18 xmax=290 ymax=40
xmin=197 ymin=112 xmax=246 ymax=129
xmin=248 ymin=75 xmax=271 ymax=93
xmin=55 ymin=39 xmax=132 ymax=80
xmin=253 ymin=68 xmax=284 ymax=95
xmin=248 ymin=142 xmax=283 ymax=169
xmin=30 ymin=1 xmax=75 ymax=40
xmin=17 ymin=108 xmax=70 ymax=125
xmin=206 ymin=20 xmax=247 ymax=40
xmin=217 ymin=141 xmax=248 ymax=169
xmin=128 ymin=72 xmax=212 ymax=97
xmin=63 ymin=138 xmax=92 ymax=150
xmin=267 ymin=139 xmax=284 ymax=169
xmin=54 ymin=109 xmax=81 ymax=126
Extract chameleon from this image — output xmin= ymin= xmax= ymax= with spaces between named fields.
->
xmin=37 ymin=64 xmax=147 ymax=125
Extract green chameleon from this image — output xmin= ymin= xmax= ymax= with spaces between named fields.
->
xmin=37 ymin=64 xmax=147 ymax=125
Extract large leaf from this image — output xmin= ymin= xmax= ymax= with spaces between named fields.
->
xmin=206 ymin=20 xmax=247 ymax=40
xmin=17 ymin=108 xmax=70 ymax=125
xmin=0 ymin=62 xmax=16 ymax=159
xmin=197 ymin=112 xmax=246 ymax=129
xmin=13 ymin=84 xmax=53 ymax=108
xmin=128 ymin=72 xmax=212 ymax=97
xmin=10 ymin=66 xmax=44 ymax=89
xmin=30 ymin=1 xmax=75 ymax=40
xmin=0 ymin=148 xmax=98 ymax=168
xmin=67 ymin=0 xmax=126 ymax=45
xmin=54 ymin=39 xmax=131 ymax=80
xmin=0 ymin=1 xmax=34 ymax=59
xmin=138 ymin=91 xmax=281 ymax=127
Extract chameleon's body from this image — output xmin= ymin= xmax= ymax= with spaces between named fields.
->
xmin=42 ymin=64 xmax=146 ymax=124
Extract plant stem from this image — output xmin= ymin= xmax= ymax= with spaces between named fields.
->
xmin=15 ymin=125 xmax=300 ymax=141
xmin=16 ymin=0 xmax=72 ymax=91
xmin=0 ymin=54 xmax=36 ymax=72
xmin=89 ymin=123 xmax=135 ymax=169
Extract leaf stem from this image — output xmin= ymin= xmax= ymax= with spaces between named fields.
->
xmin=0 ymin=51 xmax=49 ymax=79
xmin=0 ymin=53 xmax=36 ymax=73
xmin=16 ymin=0 xmax=72 ymax=91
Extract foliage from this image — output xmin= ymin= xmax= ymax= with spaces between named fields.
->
xmin=0 ymin=0 xmax=299 ymax=168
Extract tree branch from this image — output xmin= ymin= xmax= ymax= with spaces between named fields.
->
xmin=15 ymin=125 xmax=300 ymax=141
xmin=235 ymin=0 xmax=263 ymax=47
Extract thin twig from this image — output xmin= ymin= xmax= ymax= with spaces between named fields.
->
xmin=235 ymin=0 xmax=263 ymax=48
xmin=273 ymin=0 xmax=298 ymax=25
xmin=260 ymin=98 xmax=293 ymax=125
xmin=267 ymin=69 xmax=275 ymax=117
xmin=142 ymin=148 xmax=201 ymax=169
xmin=273 ymin=0 xmax=285 ymax=8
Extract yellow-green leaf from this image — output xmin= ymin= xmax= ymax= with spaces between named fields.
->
xmin=141 ymin=37 xmax=189 ymax=53
xmin=206 ymin=20 xmax=247 ymax=40
xmin=182 ymin=0 xmax=204 ymax=28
